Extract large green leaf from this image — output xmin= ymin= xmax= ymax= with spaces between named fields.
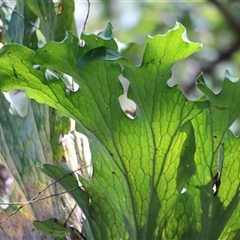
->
xmin=33 ymin=218 xmax=71 ymax=238
xmin=1 ymin=22 xmax=240 ymax=239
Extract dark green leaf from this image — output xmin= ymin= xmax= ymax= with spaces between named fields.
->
xmin=41 ymin=163 xmax=95 ymax=239
xmin=41 ymin=163 xmax=89 ymax=216
xmin=33 ymin=218 xmax=70 ymax=237
xmin=54 ymin=0 xmax=76 ymax=41
xmin=76 ymin=46 xmax=121 ymax=70
xmin=25 ymin=0 xmax=56 ymax=41
xmin=98 ymin=21 xmax=113 ymax=40
xmin=7 ymin=1 xmax=24 ymax=44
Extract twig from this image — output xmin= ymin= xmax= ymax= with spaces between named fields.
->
xmin=0 ymin=187 xmax=79 ymax=206
xmin=83 ymin=0 xmax=90 ymax=32
xmin=0 ymin=165 xmax=90 ymax=224
xmin=1 ymin=0 xmax=39 ymax=29
xmin=0 ymin=187 xmax=79 ymax=224
xmin=64 ymin=203 xmax=77 ymax=227
xmin=64 ymin=203 xmax=87 ymax=240
xmin=35 ymin=187 xmax=80 ymax=203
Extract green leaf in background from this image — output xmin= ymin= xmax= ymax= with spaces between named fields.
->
xmin=41 ymin=163 xmax=94 ymax=239
xmin=25 ymin=0 xmax=56 ymax=41
xmin=33 ymin=218 xmax=71 ymax=238
xmin=53 ymin=0 xmax=76 ymax=41
xmin=25 ymin=0 xmax=75 ymax=42
xmin=33 ymin=218 xmax=85 ymax=240
xmin=1 ymin=21 xmax=240 ymax=240
xmin=41 ymin=163 xmax=89 ymax=218
xmin=7 ymin=1 xmax=24 ymax=44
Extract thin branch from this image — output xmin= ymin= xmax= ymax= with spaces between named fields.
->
xmin=1 ymin=0 xmax=39 ymax=29
xmin=0 ymin=165 xmax=90 ymax=224
xmin=83 ymin=0 xmax=90 ymax=32
xmin=0 ymin=201 xmax=26 ymax=206
xmin=34 ymin=187 xmax=79 ymax=203
xmin=26 ymin=167 xmax=79 ymax=203
xmin=0 ymin=187 xmax=79 ymax=224
xmin=0 ymin=187 xmax=79 ymax=206
xmin=64 ymin=203 xmax=77 ymax=227
xmin=0 ymin=200 xmax=33 ymax=224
